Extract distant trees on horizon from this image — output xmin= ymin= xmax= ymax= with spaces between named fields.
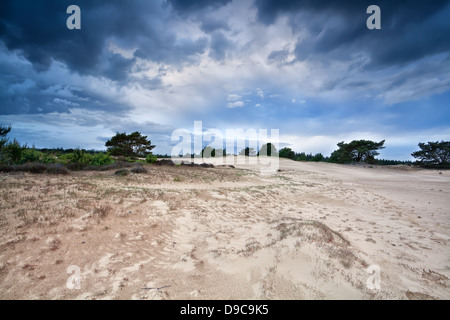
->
xmin=1 ymin=124 xmax=449 ymax=169
xmin=239 ymin=147 xmax=256 ymax=157
xmin=278 ymin=147 xmax=326 ymax=162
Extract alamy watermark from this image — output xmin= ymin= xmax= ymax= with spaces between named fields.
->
xmin=170 ymin=121 xmax=280 ymax=175
xmin=66 ymin=5 xmax=81 ymax=30
xmin=66 ymin=265 xmax=81 ymax=290
xmin=66 ymin=5 xmax=380 ymax=30
xmin=366 ymin=265 xmax=381 ymax=290
xmin=366 ymin=5 xmax=381 ymax=30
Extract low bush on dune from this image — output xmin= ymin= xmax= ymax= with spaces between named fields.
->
xmin=115 ymin=169 xmax=130 ymax=176
xmin=61 ymin=149 xmax=114 ymax=170
xmin=0 ymin=159 xmax=149 ymax=175
xmin=16 ymin=163 xmax=47 ymax=174
xmin=0 ymin=164 xmax=14 ymax=173
xmin=0 ymin=163 xmax=69 ymax=174
xmin=45 ymin=164 xmax=69 ymax=175
xmin=131 ymin=165 xmax=147 ymax=174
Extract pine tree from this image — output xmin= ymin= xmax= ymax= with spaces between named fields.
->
xmin=105 ymin=132 xmax=155 ymax=157
xmin=411 ymin=141 xmax=450 ymax=167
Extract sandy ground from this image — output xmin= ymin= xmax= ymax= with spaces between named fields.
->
xmin=0 ymin=157 xmax=449 ymax=300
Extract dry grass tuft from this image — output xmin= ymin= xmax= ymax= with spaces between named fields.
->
xmin=238 ymin=238 xmax=263 ymax=257
xmin=93 ymin=204 xmax=112 ymax=219
xmin=276 ymin=220 xmax=349 ymax=245
xmin=275 ymin=219 xmax=357 ymax=268
xmin=46 ymin=237 xmax=61 ymax=251
xmin=332 ymin=248 xmax=356 ymax=268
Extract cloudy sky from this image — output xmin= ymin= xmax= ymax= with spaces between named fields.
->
xmin=1 ymin=0 xmax=449 ymax=160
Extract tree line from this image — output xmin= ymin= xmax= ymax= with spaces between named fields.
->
xmin=195 ymin=139 xmax=448 ymax=168
xmin=1 ymin=125 xmax=449 ymax=170
xmin=278 ymin=139 xmax=448 ymax=168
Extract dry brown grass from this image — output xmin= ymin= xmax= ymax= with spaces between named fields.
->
xmin=93 ymin=204 xmax=112 ymax=219
xmin=275 ymin=219 xmax=357 ymax=268
xmin=238 ymin=238 xmax=263 ymax=257
xmin=276 ymin=220 xmax=348 ymax=244
xmin=0 ymin=165 xmax=236 ymax=234
xmin=46 ymin=237 xmax=61 ymax=251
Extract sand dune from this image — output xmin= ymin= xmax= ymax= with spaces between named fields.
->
xmin=0 ymin=158 xmax=448 ymax=299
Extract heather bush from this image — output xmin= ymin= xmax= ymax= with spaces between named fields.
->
xmin=17 ymin=163 xmax=47 ymax=173
xmin=45 ymin=164 xmax=69 ymax=175
xmin=115 ymin=169 xmax=130 ymax=176
xmin=131 ymin=165 xmax=147 ymax=174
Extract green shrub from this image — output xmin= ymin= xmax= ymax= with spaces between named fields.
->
xmin=20 ymin=148 xmax=41 ymax=164
xmin=41 ymin=153 xmax=59 ymax=164
xmin=0 ymin=139 xmax=24 ymax=164
xmin=73 ymin=148 xmax=89 ymax=164
xmin=146 ymin=154 xmax=157 ymax=164
xmin=90 ymin=152 xmax=114 ymax=166
xmin=61 ymin=148 xmax=89 ymax=165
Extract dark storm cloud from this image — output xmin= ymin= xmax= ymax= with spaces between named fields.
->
xmin=0 ymin=80 xmax=129 ymax=116
xmin=165 ymin=0 xmax=232 ymax=14
xmin=199 ymin=17 xmax=230 ymax=33
xmin=209 ymin=31 xmax=232 ymax=61
xmin=101 ymin=53 xmax=135 ymax=82
xmin=0 ymin=0 xmax=207 ymax=80
xmin=164 ymin=0 xmax=233 ymax=51
xmin=0 ymin=43 xmax=130 ymax=116
xmin=257 ymin=0 xmax=450 ymax=68
xmin=0 ymin=0 xmax=213 ymax=116
xmin=134 ymin=36 xmax=208 ymax=65
xmin=1 ymin=0 xmax=113 ymax=74
xmin=254 ymin=0 xmax=448 ymax=25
